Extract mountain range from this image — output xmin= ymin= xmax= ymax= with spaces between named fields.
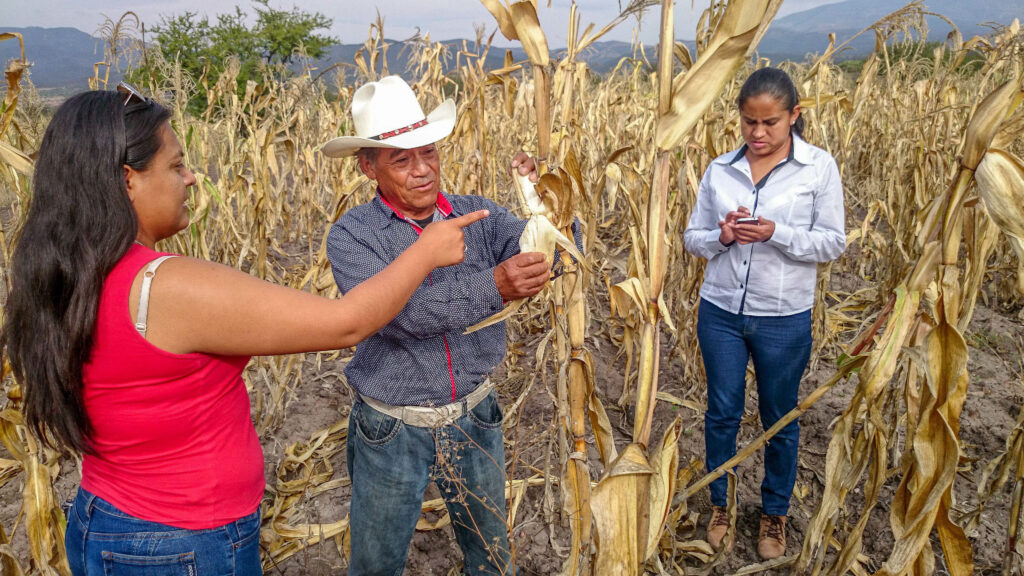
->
xmin=761 ymin=0 xmax=1020 ymax=60
xmin=2 ymin=0 xmax=1020 ymax=91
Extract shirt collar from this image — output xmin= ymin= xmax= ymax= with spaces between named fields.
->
xmin=435 ymin=192 xmax=453 ymax=216
xmin=791 ymin=135 xmax=812 ymax=165
xmin=720 ymin=133 xmax=810 ymax=168
xmin=372 ymin=189 xmax=455 ymax=230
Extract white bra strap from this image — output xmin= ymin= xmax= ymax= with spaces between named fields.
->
xmin=136 ymin=255 xmax=177 ymax=338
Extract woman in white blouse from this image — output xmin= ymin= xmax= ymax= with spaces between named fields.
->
xmin=683 ymin=67 xmax=845 ymax=560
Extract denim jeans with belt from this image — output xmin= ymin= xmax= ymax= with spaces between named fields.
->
xmin=697 ymin=298 xmax=812 ymax=516
xmin=347 ymin=389 xmax=515 ymax=576
xmin=65 ymin=487 xmax=262 ymax=575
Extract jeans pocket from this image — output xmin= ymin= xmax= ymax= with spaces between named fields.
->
xmin=353 ymin=400 xmax=403 ymax=446
xmin=468 ymin=391 xmax=503 ymax=430
xmin=230 ymin=510 xmax=263 ymax=575
xmin=101 ymin=550 xmax=197 ymax=576
xmin=233 ymin=508 xmax=262 ymax=548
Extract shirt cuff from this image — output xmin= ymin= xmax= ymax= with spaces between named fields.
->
xmin=765 ymin=222 xmax=794 ymax=249
xmin=465 ymin=269 xmax=505 ymax=319
xmin=706 ymin=230 xmax=731 ymax=253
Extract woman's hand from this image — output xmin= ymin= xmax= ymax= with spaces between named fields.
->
xmin=416 ymin=210 xmax=490 ymax=267
xmin=718 ymin=207 xmax=751 ymax=245
xmin=733 ymin=215 xmax=776 ymax=244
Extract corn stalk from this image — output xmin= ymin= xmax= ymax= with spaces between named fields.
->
xmin=796 ymin=62 xmax=1024 ymax=576
xmin=593 ymin=1 xmax=781 ymax=574
xmin=479 ymin=3 xmax=599 ymax=573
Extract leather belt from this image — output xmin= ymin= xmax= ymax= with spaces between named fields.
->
xmin=359 ymin=380 xmax=493 ymax=428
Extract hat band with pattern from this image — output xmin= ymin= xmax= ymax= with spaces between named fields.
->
xmin=369 ymin=118 xmax=429 ymax=141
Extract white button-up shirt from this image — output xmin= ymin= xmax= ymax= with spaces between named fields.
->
xmin=683 ymin=136 xmax=846 ymax=316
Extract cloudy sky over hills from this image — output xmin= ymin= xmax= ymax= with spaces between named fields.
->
xmin=4 ymin=0 xmax=844 ymax=44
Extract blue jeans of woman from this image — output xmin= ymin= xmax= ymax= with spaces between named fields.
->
xmin=697 ymin=298 xmax=812 ymax=516
xmin=65 ymin=487 xmax=261 ymax=575
xmin=347 ymin=389 xmax=514 ymax=576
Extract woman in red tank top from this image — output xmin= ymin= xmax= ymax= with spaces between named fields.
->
xmin=0 ymin=85 xmax=491 ymax=575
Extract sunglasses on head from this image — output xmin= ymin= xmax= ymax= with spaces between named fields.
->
xmin=116 ymin=81 xmax=149 ymax=107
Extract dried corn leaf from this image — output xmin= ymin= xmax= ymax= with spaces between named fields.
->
xmin=1 ymin=33 xmax=27 ymax=139
xmin=655 ymin=0 xmax=776 ymax=150
xmin=508 ymin=1 xmax=549 ymax=67
xmin=264 ymin=517 xmax=349 ymax=564
xmin=0 ymin=410 xmax=26 ymax=462
xmin=0 ymin=140 xmax=33 ymax=176
xmin=269 ymin=517 xmax=349 ymax=542
xmin=561 ymin=454 xmax=593 ymax=575
xmin=975 ymin=149 xmax=1024 ymax=293
xmin=610 ymin=277 xmax=648 ymax=317
xmin=881 ymin=318 xmax=970 ymax=575
xmin=646 ymin=417 xmax=681 ymax=559
xmin=0 ymin=521 xmax=25 ymax=576
xmin=580 ymin=350 xmax=618 ymax=466
xmin=962 ymin=80 xmax=1023 ymax=170
xmin=959 ymin=208 xmax=1001 ymax=329
xmin=592 ymin=444 xmax=653 ymax=575
xmin=859 ymin=286 xmax=921 ymax=400
xmin=0 ymin=458 xmax=21 ymax=487
xmin=479 ymin=0 xmax=520 ymax=43
xmin=23 ymin=450 xmax=67 ymax=575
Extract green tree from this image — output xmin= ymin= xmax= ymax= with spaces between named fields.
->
xmin=139 ymin=0 xmax=337 ymax=112
xmin=251 ymin=0 xmax=334 ymax=65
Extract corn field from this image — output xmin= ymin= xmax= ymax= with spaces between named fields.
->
xmin=2 ymin=1 xmax=1024 ymax=574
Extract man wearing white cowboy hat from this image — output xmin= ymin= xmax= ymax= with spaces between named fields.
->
xmin=323 ymin=75 xmax=577 ymax=576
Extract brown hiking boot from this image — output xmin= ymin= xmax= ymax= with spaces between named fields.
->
xmin=706 ymin=506 xmax=733 ymax=551
xmin=758 ymin=514 xmax=787 ymax=559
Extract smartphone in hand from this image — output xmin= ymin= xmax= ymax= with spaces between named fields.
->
xmin=736 ymin=217 xmax=759 ymax=225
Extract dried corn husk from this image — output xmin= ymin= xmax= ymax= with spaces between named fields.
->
xmin=465 ymin=173 xmax=582 ymax=333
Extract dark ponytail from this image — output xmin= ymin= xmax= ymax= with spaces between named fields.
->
xmin=1 ymin=91 xmax=171 ymax=454
xmin=737 ymin=67 xmax=804 ymax=137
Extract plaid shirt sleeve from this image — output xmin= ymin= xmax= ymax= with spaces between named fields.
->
xmin=326 ymin=196 xmax=525 ymax=340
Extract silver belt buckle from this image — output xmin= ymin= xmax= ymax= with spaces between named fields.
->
xmin=437 ymin=401 xmax=460 ymax=425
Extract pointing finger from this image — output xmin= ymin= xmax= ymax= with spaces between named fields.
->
xmin=451 ymin=210 xmax=490 ymax=228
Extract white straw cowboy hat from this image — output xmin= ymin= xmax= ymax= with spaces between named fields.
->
xmin=321 ymin=76 xmax=456 ymax=158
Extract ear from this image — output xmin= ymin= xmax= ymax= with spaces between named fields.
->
xmin=357 ymin=153 xmax=377 ymax=181
xmin=123 ymin=165 xmax=137 ymax=202
xmin=791 ymin=104 xmax=801 ymax=125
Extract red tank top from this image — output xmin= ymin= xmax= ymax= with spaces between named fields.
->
xmin=80 ymin=244 xmax=264 ymax=529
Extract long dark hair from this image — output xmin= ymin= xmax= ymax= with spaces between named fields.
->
xmin=1 ymin=91 xmax=171 ymax=454
xmin=737 ymin=67 xmax=804 ymax=137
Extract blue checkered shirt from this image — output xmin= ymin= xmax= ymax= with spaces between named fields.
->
xmin=327 ymin=191 xmax=578 ymax=406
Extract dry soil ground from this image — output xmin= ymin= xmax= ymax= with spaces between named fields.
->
xmin=1 ymin=301 xmax=1021 ymax=575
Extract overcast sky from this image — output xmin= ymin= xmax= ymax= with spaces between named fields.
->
xmin=3 ymin=0 xmax=844 ymax=45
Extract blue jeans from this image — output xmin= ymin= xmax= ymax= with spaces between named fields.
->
xmin=697 ymin=299 xmax=812 ymax=516
xmin=65 ymin=487 xmax=261 ymax=576
xmin=347 ymin=389 xmax=514 ymax=576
